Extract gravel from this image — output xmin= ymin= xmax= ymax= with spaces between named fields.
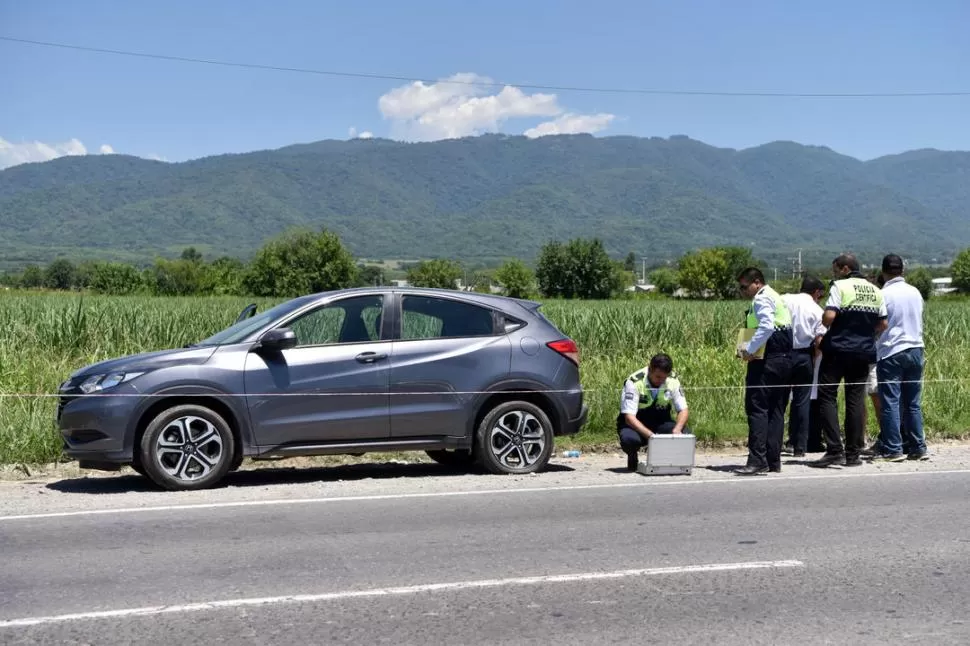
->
xmin=2 ymin=440 xmax=968 ymax=518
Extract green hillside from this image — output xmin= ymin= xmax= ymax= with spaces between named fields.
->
xmin=1 ymin=133 xmax=967 ymax=269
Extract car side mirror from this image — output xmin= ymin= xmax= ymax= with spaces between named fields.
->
xmin=259 ymin=327 xmax=297 ymax=351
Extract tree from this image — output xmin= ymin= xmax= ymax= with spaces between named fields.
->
xmin=470 ymin=270 xmax=495 ymax=294
xmin=209 ymin=256 xmax=246 ymax=295
xmin=677 ymin=248 xmax=729 ymax=298
xmin=356 ymin=264 xmax=385 ymax=287
xmin=406 ymin=259 xmax=462 ymax=289
xmin=180 ymin=247 xmax=204 ymax=263
xmin=88 ymin=262 xmax=144 ymax=295
xmin=677 ymin=246 xmax=759 ymax=299
xmin=623 ymin=252 xmax=637 ymax=272
xmin=149 ymin=258 xmax=212 ymax=296
xmin=495 ymin=260 xmax=536 ymax=299
xmin=243 ymin=227 xmax=359 ymax=297
xmin=20 ymin=265 xmax=43 ymax=289
xmin=952 ymin=248 xmax=970 ymax=293
xmin=43 ymin=259 xmax=77 ymax=291
xmin=536 ymin=238 xmax=624 ymax=299
xmin=648 ymin=267 xmax=679 ymax=296
xmin=906 ymin=266 xmax=933 ymax=301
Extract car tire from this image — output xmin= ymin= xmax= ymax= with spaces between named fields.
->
xmin=425 ymin=448 xmax=476 ymax=468
xmin=475 ymin=401 xmax=553 ymax=475
xmin=139 ymin=404 xmax=235 ymax=491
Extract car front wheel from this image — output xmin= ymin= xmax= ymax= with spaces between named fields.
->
xmin=475 ymin=401 xmax=553 ymax=475
xmin=139 ymin=404 xmax=235 ymax=491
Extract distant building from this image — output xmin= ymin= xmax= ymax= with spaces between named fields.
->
xmin=932 ymin=277 xmax=956 ymax=296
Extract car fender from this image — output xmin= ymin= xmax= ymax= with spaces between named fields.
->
xmin=466 ymin=378 xmax=571 ymax=438
xmin=123 ymin=383 xmax=256 ymax=456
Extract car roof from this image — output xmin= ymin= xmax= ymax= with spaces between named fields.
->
xmin=305 ymin=286 xmax=543 ymax=316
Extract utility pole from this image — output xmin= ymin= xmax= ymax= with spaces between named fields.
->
xmin=787 ymin=249 xmax=802 ymax=280
xmin=641 ymin=258 xmax=646 ymax=284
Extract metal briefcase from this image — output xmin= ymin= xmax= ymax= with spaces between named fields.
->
xmin=637 ymin=434 xmax=695 ymax=476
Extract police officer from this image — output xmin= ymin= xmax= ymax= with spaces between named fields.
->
xmin=781 ymin=275 xmax=827 ymax=457
xmin=736 ymin=267 xmax=794 ymax=475
xmin=809 ymin=253 xmax=888 ymax=468
xmin=616 ymin=353 xmax=690 ymax=472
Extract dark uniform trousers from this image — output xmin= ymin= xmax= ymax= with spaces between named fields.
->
xmin=817 ymin=352 xmax=870 ymax=461
xmin=786 ymin=349 xmax=815 ymax=453
xmin=745 ymin=338 xmax=793 ymax=470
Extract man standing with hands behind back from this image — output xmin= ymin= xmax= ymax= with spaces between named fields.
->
xmin=736 ymin=267 xmax=794 ymax=475
xmin=810 ymin=253 xmax=888 ymax=468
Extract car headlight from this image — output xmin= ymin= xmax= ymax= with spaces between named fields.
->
xmin=78 ymin=372 xmax=143 ymax=394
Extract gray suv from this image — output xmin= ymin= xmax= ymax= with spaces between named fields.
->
xmin=57 ymin=288 xmax=587 ymax=490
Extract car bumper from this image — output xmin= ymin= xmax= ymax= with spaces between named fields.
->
xmin=58 ymin=393 xmax=136 ymax=467
xmin=558 ymin=401 xmax=588 ymax=436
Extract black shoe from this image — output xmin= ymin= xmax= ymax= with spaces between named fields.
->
xmin=808 ymin=453 xmax=845 ymax=468
xmin=769 ymin=465 xmax=781 ymax=473
xmin=844 ymin=457 xmax=863 ymax=467
xmin=735 ymin=465 xmax=768 ymax=476
xmin=793 ymin=450 xmax=806 ymax=458
xmin=627 ymin=453 xmax=638 ymax=472
xmin=907 ymin=451 xmax=929 ymax=461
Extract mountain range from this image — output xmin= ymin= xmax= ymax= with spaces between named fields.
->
xmin=1 ymin=133 xmax=968 ymax=270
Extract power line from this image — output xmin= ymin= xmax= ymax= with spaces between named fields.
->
xmin=3 ymin=35 xmax=970 ymax=98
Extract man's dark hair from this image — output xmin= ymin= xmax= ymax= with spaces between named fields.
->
xmin=833 ymin=253 xmax=860 ymax=272
xmin=649 ymin=353 xmax=674 ymax=374
xmin=800 ymin=275 xmax=825 ymax=294
xmin=736 ymin=267 xmax=765 ymax=284
xmin=881 ymin=254 xmax=904 ymax=277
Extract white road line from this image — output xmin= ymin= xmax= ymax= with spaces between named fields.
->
xmin=1 ymin=468 xmax=968 ymax=523
xmin=0 ymin=559 xmax=804 ymax=628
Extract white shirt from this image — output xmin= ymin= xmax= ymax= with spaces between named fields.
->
xmin=620 ymin=378 xmax=688 ymax=416
xmin=876 ymin=276 xmax=924 ymax=361
xmin=781 ymin=292 xmax=827 ymax=350
xmin=745 ymin=287 xmax=779 ymax=355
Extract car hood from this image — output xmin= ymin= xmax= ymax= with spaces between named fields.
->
xmin=71 ymin=346 xmax=218 ymax=379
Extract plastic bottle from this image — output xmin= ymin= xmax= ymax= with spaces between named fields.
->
xmin=561 ymin=450 xmax=581 ymax=458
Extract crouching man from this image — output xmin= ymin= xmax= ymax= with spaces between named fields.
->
xmin=617 ymin=353 xmax=690 ymax=471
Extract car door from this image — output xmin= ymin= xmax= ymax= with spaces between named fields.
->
xmin=388 ymin=293 xmax=512 ymax=439
xmin=244 ymin=294 xmax=391 ymax=449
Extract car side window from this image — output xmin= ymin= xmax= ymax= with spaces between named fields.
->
xmin=288 ymin=295 xmax=384 ymax=346
xmin=401 ymin=295 xmax=495 ymax=340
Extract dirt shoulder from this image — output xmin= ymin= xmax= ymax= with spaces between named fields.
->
xmin=2 ymin=440 xmax=969 ymax=519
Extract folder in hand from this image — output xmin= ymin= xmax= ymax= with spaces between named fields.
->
xmin=736 ymin=328 xmax=765 ymax=360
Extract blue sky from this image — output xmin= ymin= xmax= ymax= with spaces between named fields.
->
xmin=2 ymin=0 xmax=968 ymax=168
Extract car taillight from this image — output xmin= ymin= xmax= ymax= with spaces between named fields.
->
xmin=547 ymin=339 xmax=580 ymax=366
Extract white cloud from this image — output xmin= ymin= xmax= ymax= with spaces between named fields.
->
xmin=99 ymin=144 xmax=115 ymax=154
xmin=358 ymin=131 xmax=374 ymax=139
xmin=377 ymin=73 xmax=608 ymax=141
xmin=348 ymin=127 xmax=374 ymax=140
xmin=524 ymin=113 xmax=616 ymax=138
xmin=0 ymin=137 xmax=91 ymax=169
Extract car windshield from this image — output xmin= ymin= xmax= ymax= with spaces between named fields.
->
xmin=194 ymin=297 xmax=312 ymax=346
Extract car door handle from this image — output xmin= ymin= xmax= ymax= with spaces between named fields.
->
xmin=355 ymin=352 xmax=388 ymax=363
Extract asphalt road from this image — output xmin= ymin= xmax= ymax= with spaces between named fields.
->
xmin=2 ymin=470 xmax=969 ymax=645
